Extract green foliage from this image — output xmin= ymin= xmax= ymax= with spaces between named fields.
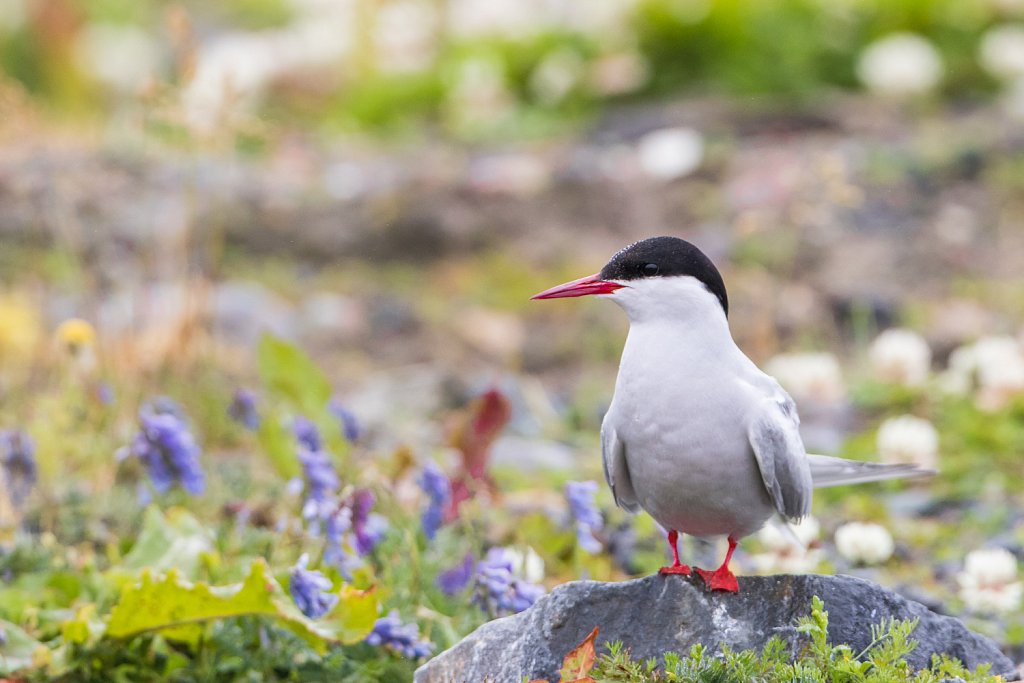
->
xmin=257 ymin=334 xmax=332 ymax=418
xmin=256 ymin=409 xmax=303 ymax=479
xmin=0 ymin=618 xmax=45 ymax=674
xmin=49 ymin=620 xmax=420 ymax=683
xmin=106 ymin=559 xmax=377 ymax=650
xmin=119 ymin=507 xmax=214 ymax=579
xmin=256 ymin=333 xmax=348 ymax=477
xmin=590 ymin=596 xmax=1001 ymax=683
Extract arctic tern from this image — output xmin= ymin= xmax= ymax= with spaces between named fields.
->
xmin=532 ymin=236 xmax=932 ymax=592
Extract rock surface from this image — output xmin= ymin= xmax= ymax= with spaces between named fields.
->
xmin=414 ymin=573 xmax=1017 ymax=683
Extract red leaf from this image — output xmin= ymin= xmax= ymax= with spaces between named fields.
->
xmin=559 ymin=627 xmax=599 ymax=683
xmin=461 ymin=388 xmax=512 ymax=478
xmin=445 ymin=388 xmax=511 ymax=519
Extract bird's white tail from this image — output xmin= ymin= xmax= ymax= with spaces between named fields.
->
xmin=807 ymin=453 xmax=934 ymax=488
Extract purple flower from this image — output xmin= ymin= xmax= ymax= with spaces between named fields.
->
xmin=228 ymin=389 xmax=260 ymax=430
xmin=0 ymin=430 xmax=36 ymax=506
xmin=365 ymin=612 xmax=433 ymax=659
xmin=471 ymin=548 xmax=545 ymax=617
xmin=329 ymin=399 xmax=361 ymax=443
xmin=437 ymin=552 xmax=474 ymax=596
xmin=565 ymin=481 xmax=603 ymax=554
xmin=293 ymin=416 xmax=322 ymax=451
xmin=321 ymin=506 xmax=362 ymax=579
xmin=418 ymin=463 xmax=450 ymax=541
xmin=121 ymin=399 xmax=204 ymax=496
xmin=297 ymin=447 xmax=338 ymax=503
xmin=289 ymin=554 xmax=338 ymax=619
xmin=507 ymin=579 xmax=545 ymax=613
xmin=349 ymin=489 xmax=385 ymax=556
xmin=304 ymin=490 xmax=387 ymax=580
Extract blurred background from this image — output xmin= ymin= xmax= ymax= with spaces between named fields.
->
xmin=1 ymin=0 xmax=1024 ymax=679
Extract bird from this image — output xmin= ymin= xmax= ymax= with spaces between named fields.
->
xmin=531 ymin=236 xmax=932 ymax=592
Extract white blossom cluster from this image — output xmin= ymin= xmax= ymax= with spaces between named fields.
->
xmin=750 ymin=517 xmax=822 ymax=574
xmin=978 ymin=23 xmax=1024 ymax=118
xmin=764 ymin=352 xmax=846 ymax=405
xmin=957 ymin=547 xmax=1023 ymax=614
xmin=876 ymin=415 xmax=940 ymax=470
xmin=833 ymin=522 xmax=895 ymax=565
xmin=869 ymin=328 xmax=931 ymax=387
xmin=504 ymin=546 xmax=545 ymax=584
xmin=940 ymin=335 xmax=1024 ymax=410
xmin=856 ymin=33 xmax=943 ymax=97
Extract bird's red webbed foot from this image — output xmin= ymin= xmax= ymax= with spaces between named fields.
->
xmin=696 ymin=536 xmax=739 ymax=592
xmin=658 ymin=529 xmax=691 ymax=576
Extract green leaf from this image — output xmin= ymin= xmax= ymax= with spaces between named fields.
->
xmin=0 ymin=618 xmax=45 ymax=675
xmin=257 ymin=334 xmax=332 ymax=416
xmin=61 ymin=604 xmax=104 ymax=646
xmin=120 ymin=507 xmax=215 ymax=579
xmin=257 ymin=412 xmax=302 ymax=479
xmin=106 ymin=559 xmax=378 ymax=652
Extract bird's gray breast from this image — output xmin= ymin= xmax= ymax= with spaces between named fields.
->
xmin=608 ymin=337 xmax=775 ymax=538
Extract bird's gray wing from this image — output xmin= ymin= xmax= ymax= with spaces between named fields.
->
xmin=747 ymin=392 xmax=813 ymax=522
xmin=807 ymin=453 xmax=934 ymax=488
xmin=601 ymin=421 xmax=640 ymax=513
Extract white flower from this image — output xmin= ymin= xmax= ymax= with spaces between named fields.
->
xmin=561 ymin=0 xmax=642 ymax=34
xmin=180 ymin=1 xmax=354 ymax=132
xmin=447 ymin=0 xmax=545 ymax=39
xmin=373 ymin=0 xmax=438 ymax=74
xmin=941 ymin=336 xmax=1024 ymax=409
xmin=75 ymin=23 xmax=160 ymax=92
xmin=974 ymin=336 xmax=1024 ymax=410
xmin=765 ymin=352 xmax=846 ymax=404
xmin=957 ymin=548 xmax=1023 ymax=614
xmin=869 ymin=328 xmax=931 ymax=387
xmin=445 ymin=57 xmax=515 ymax=129
xmin=857 ymin=33 xmax=943 ymax=97
xmin=506 ymin=546 xmax=545 ymax=583
xmin=834 ymin=522 xmax=895 ymax=565
xmin=182 ymin=33 xmax=281 ymax=131
xmin=979 ymin=25 xmax=1024 ymax=81
xmin=751 ymin=517 xmax=822 ymax=574
xmin=530 ymin=48 xmax=585 ymax=105
xmin=636 ymin=127 xmax=704 ymax=181
xmin=876 ymin=415 xmax=939 ymax=470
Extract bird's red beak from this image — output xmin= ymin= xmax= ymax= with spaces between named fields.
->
xmin=530 ymin=273 xmax=625 ymax=300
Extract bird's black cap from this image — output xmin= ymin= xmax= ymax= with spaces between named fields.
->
xmin=599 ymin=236 xmax=729 ymax=316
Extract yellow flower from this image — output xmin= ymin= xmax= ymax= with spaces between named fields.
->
xmin=55 ymin=318 xmax=97 ymax=355
xmin=0 ymin=296 xmax=41 ymax=362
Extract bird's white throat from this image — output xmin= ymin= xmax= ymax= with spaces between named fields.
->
xmin=603 ymin=275 xmax=731 ymax=331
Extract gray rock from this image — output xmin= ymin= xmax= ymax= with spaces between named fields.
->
xmin=415 ymin=574 xmax=1017 ymax=683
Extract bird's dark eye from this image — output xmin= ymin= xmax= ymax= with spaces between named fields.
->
xmin=641 ymin=263 xmax=660 ymax=277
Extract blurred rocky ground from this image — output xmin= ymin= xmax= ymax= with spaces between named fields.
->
xmin=3 ymin=97 xmax=1024 ymax=458
xmin=4 ymin=98 xmax=1024 ymax=337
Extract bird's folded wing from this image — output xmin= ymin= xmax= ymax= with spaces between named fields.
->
xmin=747 ymin=396 xmax=813 ymax=522
xmin=806 ymin=453 xmax=935 ymax=488
xmin=601 ymin=423 xmax=640 ymax=512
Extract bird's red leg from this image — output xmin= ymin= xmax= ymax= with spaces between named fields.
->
xmin=696 ymin=536 xmax=740 ymax=592
xmin=658 ymin=530 xmax=691 ymax=575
